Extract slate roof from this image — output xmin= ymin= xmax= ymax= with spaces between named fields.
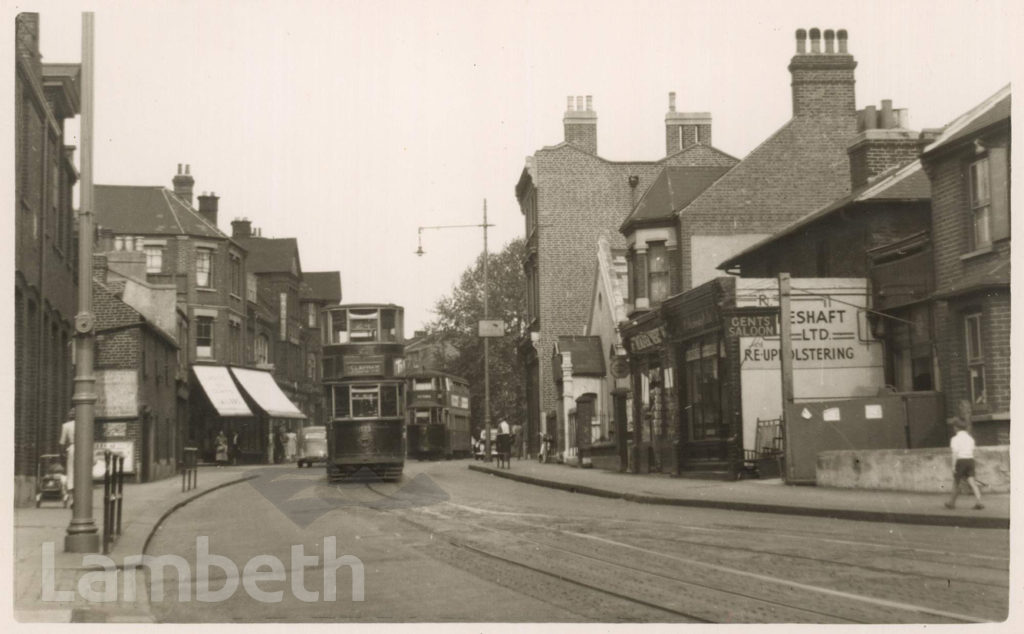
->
xmin=678 ymin=114 xmax=859 ymax=228
xmin=300 ymin=271 xmax=342 ymax=303
xmin=94 ymin=185 xmax=227 ymax=239
xmin=556 ymin=336 xmax=606 ymax=377
xmin=235 ymin=237 xmax=301 ymax=274
xmin=620 ymin=165 xmax=732 ymax=233
xmin=718 ymin=159 xmax=931 ymax=269
xmin=922 ymin=85 xmax=1011 ymax=157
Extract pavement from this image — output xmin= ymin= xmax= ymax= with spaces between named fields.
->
xmin=12 ymin=465 xmax=258 ymax=623
xmin=468 ymin=459 xmax=1010 ymax=530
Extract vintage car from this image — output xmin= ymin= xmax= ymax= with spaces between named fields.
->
xmin=297 ymin=426 xmax=328 ymax=468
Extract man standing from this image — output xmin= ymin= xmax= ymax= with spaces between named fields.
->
xmin=511 ymin=422 xmax=523 ymax=459
xmin=945 ymin=402 xmax=984 ymax=510
xmin=60 ymin=408 xmax=75 ymax=492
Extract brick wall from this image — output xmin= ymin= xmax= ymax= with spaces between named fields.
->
xmin=848 ymin=136 xmax=920 ymax=189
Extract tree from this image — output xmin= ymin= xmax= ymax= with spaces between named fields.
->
xmin=426 ymin=237 xmax=527 ymax=436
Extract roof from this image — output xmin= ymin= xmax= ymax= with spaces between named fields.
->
xmin=932 ymin=259 xmax=1010 ymax=300
xmin=405 ymin=369 xmax=468 ymax=382
xmin=678 ymin=113 xmax=858 ymax=229
xmin=556 ymin=336 xmax=606 ymax=377
xmin=718 ymin=159 xmax=931 ymax=269
xmin=620 ymin=165 xmax=732 ymax=232
xmin=922 ymin=85 xmax=1011 ymax=157
xmin=235 ymin=237 xmax=301 ymax=274
xmin=94 ymin=185 xmax=228 ymax=240
xmin=300 ymin=271 xmax=342 ymax=303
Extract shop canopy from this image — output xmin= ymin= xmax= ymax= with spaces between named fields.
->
xmin=192 ymin=365 xmax=253 ymax=417
xmin=230 ymin=367 xmax=307 ymax=419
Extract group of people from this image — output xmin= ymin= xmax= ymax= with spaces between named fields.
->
xmin=474 ymin=420 xmax=523 ymax=466
xmin=214 ymin=430 xmax=241 ymax=466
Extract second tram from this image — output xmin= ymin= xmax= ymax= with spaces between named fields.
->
xmin=406 ymin=370 xmax=472 ymax=459
xmin=322 ymin=304 xmax=406 ymax=481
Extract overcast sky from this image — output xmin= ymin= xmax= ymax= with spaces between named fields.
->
xmin=9 ymin=0 xmax=1021 ymax=331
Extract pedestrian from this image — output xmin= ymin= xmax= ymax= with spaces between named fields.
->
xmin=60 ymin=408 xmax=75 ymax=492
xmin=945 ymin=402 xmax=983 ymax=510
xmin=229 ymin=430 xmax=240 ymax=465
xmin=511 ymin=422 xmax=523 ymax=460
xmin=215 ymin=430 xmax=229 ymax=466
xmin=274 ymin=425 xmax=286 ymax=464
xmin=496 ymin=419 xmax=511 ymax=468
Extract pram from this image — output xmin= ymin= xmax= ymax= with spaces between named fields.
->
xmin=35 ymin=454 xmax=70 ymax=508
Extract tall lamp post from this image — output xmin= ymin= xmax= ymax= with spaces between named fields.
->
xmin=416 ymin=199 xmax=496 ymax=461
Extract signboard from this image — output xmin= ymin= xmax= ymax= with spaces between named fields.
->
xmin=93 ymin=440 xmax=135 ymax=477
xmin=726 ymin=311 xmax=778 ymax=338
xmin=105 ymin=422 xmax=128 ymax=438
xmin=94 ymin=370 xmax=137 ymax=418
xmin=478 ymin=320 xmax=505 ymax=337
xmin=627 ymin=325 xmax=666 ymax=354
xmin=610 ymin=356 xmax=630 ymax=379
xmin=343 ymin=359 xmax=384 ymax=376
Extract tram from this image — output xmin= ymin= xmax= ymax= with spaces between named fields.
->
xmin=406 ymin=370 xmax=472 ymax=460
xmin=321 ymin=303 xmax=406 ymax=481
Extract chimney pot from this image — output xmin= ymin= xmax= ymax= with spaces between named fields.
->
xmin=809 ymin=28 xmax=821 ymax=53
xmin=566 ymin=96 xmax=574 ymax=111
xmin=576 ymin=96 xmax=584 ymax=111
xmin=796 ymin=28 xmax=807 ymax=54
xmin=863 ymin=105 xmax=877 ymax=130
xmin=185 ymin=164 xmax=190 ymax=175
xmin=837 ymin=29 xmax=848 ymax=53
xmin=177 ymin=163 xmax=182 ymax=175
xmin=586 ymin=95 xmax=592 ymax=111
xmin=824 ymin=29 xmax=835 ymax=53
xmin=880 ymin=100 xmax=895 ymax=129
xmin=896 ymin=108 xmax=910 ymax=129
xmin=668 ymin=92 xmax=676 ymax=112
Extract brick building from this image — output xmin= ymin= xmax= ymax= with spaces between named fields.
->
xmin=676 ymin=28 xmax=862 ymax=292
xmin=14 ymin=13 xmax=81 ymax=504
xmin=919 ymin=85 xmax=1011 ymax=444
xmin=91 ymin=252 xmax=188 ymax=482
xmin=515 ymin=93 xmax=738 ymax=457
xmin=300 ymin=270 xmax=343 ymax=424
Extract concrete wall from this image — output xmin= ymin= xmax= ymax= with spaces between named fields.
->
xmin=816 ymin=445 xmax=1010 ymax=492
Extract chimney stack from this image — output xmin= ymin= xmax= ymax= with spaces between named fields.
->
xmin=197 ymin=191 xmax=220 ymax=228
xmin=788 ymin=27 xmax=857 ymax=117
xmin=848 ymin=100 xmax=920 ymax=188
xmin=563 ymin=94 xmax=598 ymax=154
xmin=172 ymin=163 xmax=195 ymax=205
xmin=231 ymin=217 xmax=252 ymax=239
xmin=665 ymin=92 xmax=711 ymax=155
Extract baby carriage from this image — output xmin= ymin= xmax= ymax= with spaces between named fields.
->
xmin=35 ymin=454 xmax=70 ymax=508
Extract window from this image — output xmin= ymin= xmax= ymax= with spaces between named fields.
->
xmin=230 ymin=255 xmax=242 ymax=296
xmin=351 ymin=385 xmax=380 ymax=418
xmin=349 ymin=309 xmax=379 ymax=342
xmin=246 ymin=273 xmax=257 ymax=303
xmin=969 ymin=158 xmax=992 ymax=249
xmin=964 ymin=313 xmax=986 ymax=405
xmin=279 ymin=292 xmax=288 ymax=340
xmin=145 ymin=246 xmax=163 ymax=273
xmin=330 ymin=309 xmax=349 ymax=344
xmin=684 ymin=335 xmax=722 ymax=440
xmin=230 ymin=321 xmax=242 ymax=365
xmin=196 ymin=317 xmax=214 ymax=358
xmin=648 ymin=243 xmax=670 ymax=304
xmin=306 ymin=353 xmax=316 ymax=379
xmin=254 ymin=334 xmax=269 ymax=365
xmin=333 ymin=385 xmax=350 ymax=418
xmin=307 ymin=303 xmax=317 ymax=328
xmin=196 ymin=249 xmax=214 ymax=288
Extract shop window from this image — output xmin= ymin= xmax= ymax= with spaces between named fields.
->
xmin=964 ymin=313 xmax=986 ymax=405
xmin=684 ymin=335 xmax=721 ymax=440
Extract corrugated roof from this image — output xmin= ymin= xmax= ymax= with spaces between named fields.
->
xmin=718 ymin=160 xmax=931 ymax=269
xmin=922 ymin=85 xmax=1011 ymax=157
xmin=556 ymin=336 xmax=606 ymax=377
xmin=236 ymin=237 xmax=301 ymax=274
xmin=300 ymin=271 xmax=342 ymax=302
xmin=620 ymin=165 xmax=732 ymax=232
xmin=94 ymin=185 xmax=227 ymax=239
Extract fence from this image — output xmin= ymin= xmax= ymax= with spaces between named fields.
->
xmin=102 ymin=450 xmax=125 ymax=554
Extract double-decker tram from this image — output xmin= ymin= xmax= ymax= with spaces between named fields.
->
xmin=321 ymin=304 xmax=406 ymax=481
xmin=406 ymin=370 xmax=472 ymax=460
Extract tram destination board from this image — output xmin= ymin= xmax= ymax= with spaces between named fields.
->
xmin=726 ymin=310 xmax=779 ymax=338
xmin=343 ymin=356 xmax=385 ymax=376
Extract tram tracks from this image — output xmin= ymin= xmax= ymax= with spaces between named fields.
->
xmin=360 ymin=484 xmax=996 ymax=623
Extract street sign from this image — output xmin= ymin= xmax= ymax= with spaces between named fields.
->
xmin=478 ymin=320 xmax=505 ymax=337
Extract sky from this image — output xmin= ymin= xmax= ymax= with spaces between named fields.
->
xmin=5 ymin=0 xmax=1021 ymax=331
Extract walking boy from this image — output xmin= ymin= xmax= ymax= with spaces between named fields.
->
xmin=945 ymin=413 xmax=983 ymax=510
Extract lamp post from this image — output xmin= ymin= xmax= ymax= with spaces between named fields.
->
xmin=416 ymin=199 xmax=495 ymax=461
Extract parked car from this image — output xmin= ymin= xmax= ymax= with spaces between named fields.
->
xmin=297 ymin=426 xmax=328 ymax=468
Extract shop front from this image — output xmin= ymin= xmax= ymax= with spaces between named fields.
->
xmin=620 ymin=311 xmax=678 ymax=474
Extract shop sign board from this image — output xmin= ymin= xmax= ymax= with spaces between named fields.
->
xmin=93 ymin=440 xmax=135 ymax=477
xmin=725 ymin=310 xmax=778 ymax=338
xmin=94 ymin=370 xmax=138 ymax=418
xmin=627 ymin=325 xmax=666 ymax=354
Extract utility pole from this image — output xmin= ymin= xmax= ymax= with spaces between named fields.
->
xmin=66 ymin=11 xmax=100 ymax=553
xmin=415 ymin=199 xmax=496 ymax=461
xmin=778 ymin=273 xmax=795 ymax=484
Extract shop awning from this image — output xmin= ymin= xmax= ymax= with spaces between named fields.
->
xmin=230 ymin=367 xmax=307 ymax=419
xmin=192 ymin=365 xmax=253 ymax=417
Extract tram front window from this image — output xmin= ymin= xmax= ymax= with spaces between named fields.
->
xmin=351 ymin=386 xmax=380 ymax=418
xmin=381 ymin=384 xmax=401 ymax=416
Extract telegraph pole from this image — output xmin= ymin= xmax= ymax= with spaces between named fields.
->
xmin=66 ymin=11 xmax=100 ymax=553
xmin=778 ymin=273 xmax=795 ymax=484
xmin=482 ymin=200 xmax=492 ymax=462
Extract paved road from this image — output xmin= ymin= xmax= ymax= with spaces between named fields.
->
xmin=143 ymin=460 xmax=1009 ymax=623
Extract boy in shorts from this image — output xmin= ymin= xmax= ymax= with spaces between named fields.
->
xmin=945 ymin=415 xmax=983 ymax=510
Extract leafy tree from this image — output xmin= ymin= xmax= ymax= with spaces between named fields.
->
xmin=426 ymin=237 xmax=527 ymax=436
